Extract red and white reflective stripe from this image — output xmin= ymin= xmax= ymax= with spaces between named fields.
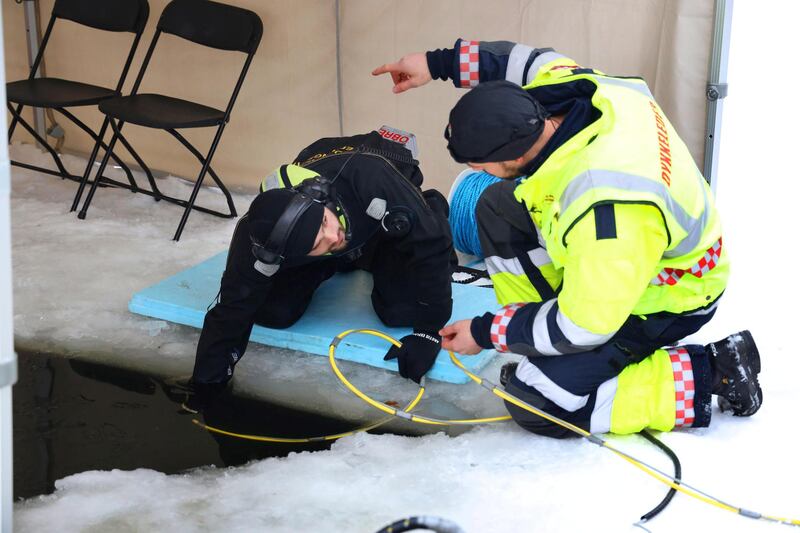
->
xmin=490 ymin=304 xmax=523 ymax=352
xmin=668 ymin=347 xmax=695 ymax=428
xmin=689 ymin=237 xmax=722 ymax=277
xmin=548 ymin=64 xmax=581 ymax=71
xmin=652 ymin=237 xmax=723 ymax=286
xmin=459 ymin=40 xmax=480 ymax=88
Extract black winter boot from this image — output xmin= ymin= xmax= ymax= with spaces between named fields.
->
xmin=707 ymin=330 xmax=762 ymax=417
xmin=162 ymin=376 xmax=229 ymax=414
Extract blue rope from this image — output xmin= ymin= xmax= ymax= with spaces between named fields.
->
xmin=448 ymin=171 xmax=502 ymax=258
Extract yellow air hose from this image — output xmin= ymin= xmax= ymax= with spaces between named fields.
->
xmin=446 ymin=348 xmax=800 ymax=527
xmin=193 ymin=329 xmax=510 ymax=440
xmin=192 ymin=327 xmax=799 ymax=527
xmin=328 ymin=329 xmax=510 ymax=426
xmin=192 ymin=329 xmax=427 ymax=443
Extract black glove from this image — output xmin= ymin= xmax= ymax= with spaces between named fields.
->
xmin=384 ymin=330 xmax=442 ymax=383
xmin=180 ymin=380 xmax=228 ymax=414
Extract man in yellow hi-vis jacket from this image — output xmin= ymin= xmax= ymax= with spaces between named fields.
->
xmin=374 ymin=40 xmax=762 ymax=438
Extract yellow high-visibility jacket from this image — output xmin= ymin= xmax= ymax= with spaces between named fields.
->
xmin=494 ymin=54 xmax=728 ymax=355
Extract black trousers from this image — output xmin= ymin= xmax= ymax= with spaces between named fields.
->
xmin=504 ymin=299 xmax=718 ymax=439
xmin=252 ymin=240 xmax=422 ymax=330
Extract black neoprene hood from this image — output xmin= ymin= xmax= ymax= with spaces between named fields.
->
xmin=248 ymin=188 xmax=324 ymax=259
xmin=445 ymin=80 xmax=550 ymax=163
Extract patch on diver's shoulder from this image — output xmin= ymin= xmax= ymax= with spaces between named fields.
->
xmin=377 ymin=125 xmax=419 ymax=158
xmin=366 ymin=198 xmax=387 ymax=220
xmin=254 ymin=260 xmax=279 ymax=277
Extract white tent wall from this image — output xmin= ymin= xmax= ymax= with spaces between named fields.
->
xmin=341 ymin=0 xmax=715 ymax=192
xmin=2 ymin=0 xmax=716 ymax=194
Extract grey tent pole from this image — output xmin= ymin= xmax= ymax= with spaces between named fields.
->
xmin=704 ymin=0 xmax=734 ymax=193
xmin=0 ymin=4 xmax=18 ymax=532
xmin=22 ymin=0 xmax=46 ymax=144
xmin=335 ymin=0 xmax=343 ymax=137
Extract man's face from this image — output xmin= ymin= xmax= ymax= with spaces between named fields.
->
xmin=465 ymin=117 xmax=554 ymax=178
xmin=307 ymin=206 xmax=348 ymax=256
xmin=467 ymin=160 xmax=524 ymax=179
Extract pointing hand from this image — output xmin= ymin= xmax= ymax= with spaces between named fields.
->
xmin=372 ymin=52 xmax=432 ymax=94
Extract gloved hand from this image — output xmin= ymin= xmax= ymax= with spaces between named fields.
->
xmin=384 ymin=330 xmax=442 ymax=383
xmin=180 ymin=380 xmax=228 ymax=414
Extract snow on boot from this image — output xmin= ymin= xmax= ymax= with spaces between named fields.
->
xmin=707 ymin=330 xmax=762 ymax=417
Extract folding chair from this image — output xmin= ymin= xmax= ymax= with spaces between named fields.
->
xmin=76 ymin=0 xmax=263 ymax=241
xmin=6 ymin=0 xmax=149 ymax=192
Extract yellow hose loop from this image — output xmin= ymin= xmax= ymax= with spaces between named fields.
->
xmin=190 ymin=332 xmax=427 ymax=444
xmin=192 ymin=382 xmax=424 ymax=444
xmin=330 ymin=328 xmax=511 ymax=425
xmin=191 ymin=405 xmax=418 ymax=444
xmin=449 ymin=350 xmax=800 ymax=527
xmin=190 ymin=326 xmax=799 ymax=527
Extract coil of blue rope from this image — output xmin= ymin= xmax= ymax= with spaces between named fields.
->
xmin=447 ymin=170 xmax=502 ymax=258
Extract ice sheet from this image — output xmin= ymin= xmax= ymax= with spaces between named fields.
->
xmin=10 ymin=5 xmax=800 ymax=529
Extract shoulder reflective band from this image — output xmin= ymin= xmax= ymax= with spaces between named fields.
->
xmin=559 ymin=169 xmax=710 ymax=257
xmin=526 ymin=50 xmax=568 ymax=83
xmin=279 ymin=164 xmax=293 ymax=188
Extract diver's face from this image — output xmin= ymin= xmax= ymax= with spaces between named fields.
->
xmin=307 ymin=206 xmax=348 ymax=256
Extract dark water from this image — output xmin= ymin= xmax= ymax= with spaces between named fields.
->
xmin=12 ymin=352 xmax=356 ymax=501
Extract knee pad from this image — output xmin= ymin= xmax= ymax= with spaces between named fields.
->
xmin=254 ymin=307 xmax=305 ymax=329
xmin=255 ymin=315 xmax=299 ymax=330
xmin=504 ymin=381 xmax=578 ymax=439
xmin=370 ymin=290 xmax=415 ymax=328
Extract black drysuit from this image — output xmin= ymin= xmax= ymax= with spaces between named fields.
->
xmin=192 ymin=132 xmax=454 ymax=386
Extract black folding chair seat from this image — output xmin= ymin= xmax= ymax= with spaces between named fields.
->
xmin=98 ymin=94 xmax=225 ymax=129
xmin=7 ymin=0 xmax=149 ymax=192
xmin=6 ymin=78 xmax=118 ymax=108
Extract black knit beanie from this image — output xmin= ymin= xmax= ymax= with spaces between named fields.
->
xmin=248 ymin=188 xmax=325 ymax=258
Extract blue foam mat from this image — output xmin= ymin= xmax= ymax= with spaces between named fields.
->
xmin=129 ymin=252 xmax=501 ymax=384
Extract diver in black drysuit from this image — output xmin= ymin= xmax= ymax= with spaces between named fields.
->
xmin=187 ymin=132 xmax=455 ymax=411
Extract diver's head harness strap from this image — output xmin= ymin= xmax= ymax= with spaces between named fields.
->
xmin=251 ymin=149 xmax=419 ymax=277
xmin=251 ymin=164 xmax=351 ymax=273
xmin=250 ymin=193 xmax=316 ymax=266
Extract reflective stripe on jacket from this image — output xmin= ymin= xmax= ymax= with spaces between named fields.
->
xmin=510 ymin=54 xmax=728 ymax=342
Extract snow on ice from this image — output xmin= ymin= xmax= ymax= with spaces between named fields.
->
xmin=10 ymin=1 xmax=800 ymax=531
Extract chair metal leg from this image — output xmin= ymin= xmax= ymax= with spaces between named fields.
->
xmin=111 ymin=121 xmax=162 ymax=201
xmin=7 ymin=103 xmax=24 ymax=139
xmin=169 ymin=129 xmax=237 ymax=217
xmin=58 ymin=109 xmax=138 ymax=195
xmin=172 ymin=126 xmax=229 ymax=241
xmin=77 ymin=121 xmax=125 ymax=220
xmin=7 ymin=102 xmax=71 ymax=178
xmin=70 ymin=116 xmax=112 ymax=212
